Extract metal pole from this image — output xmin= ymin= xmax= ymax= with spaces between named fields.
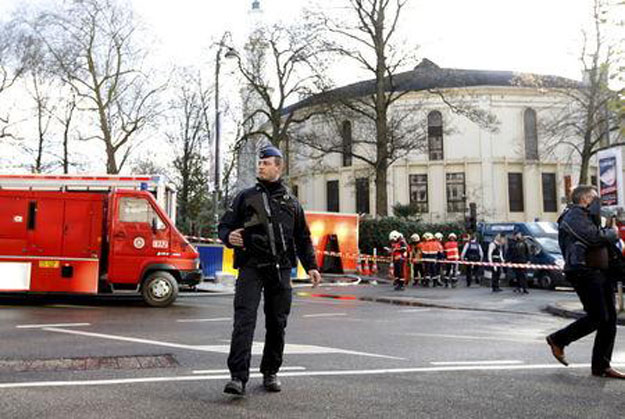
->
xmin=212 ymin=43 xmax=222 ymax=238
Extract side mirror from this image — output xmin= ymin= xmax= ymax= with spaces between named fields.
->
xmin=151 ymin=217 xmax=158 ymax=233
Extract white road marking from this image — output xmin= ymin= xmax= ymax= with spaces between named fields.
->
xmin=176 ymin=318 xmax=231 ymax=323
xmin=404 ymin=332 xmax=542 ymax=344
xmin=16 ymin=323 xmax=91 ymax=329
xmin=302 ymin=313 xmax=347 ymax=318
xmin=399 ymin=308 xmax=431 ymax=313
xmin=192 ymin=366 xmax=306 ymax=374
xmin=0 ymin=362 xmax=622 ymax=389
xmin=40 ymin=327 xmax=404 ymax=359
xmin=430 ymin=360 xmax=524 ymax=366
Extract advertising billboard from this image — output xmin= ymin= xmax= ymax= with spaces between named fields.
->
xmin=597 ymin=147 xmax=624 ymax=208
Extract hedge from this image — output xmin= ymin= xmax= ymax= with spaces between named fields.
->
xmin=358 ymin=217 xmax=466 ymax=255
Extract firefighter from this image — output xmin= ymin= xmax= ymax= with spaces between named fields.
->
xmin=461 ymin=233 xmax=484 ymax=287
xmin=409 ymin=233 xmax=424 ymax=286
xmin=433 ymin=232 xmax=445 ymax=287
xmin=219 ymin=145 xmax=321 ymax=396
xmin=420 ymin=232 xmax=438 ymax=287
xmin=444 ymin=233 xmax=460 ymax=287
xmin=389 ymin=230 xmax=408 ymax=290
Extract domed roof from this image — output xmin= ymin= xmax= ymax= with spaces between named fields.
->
xmin=284 ymin=59 xmax=580 ymax=114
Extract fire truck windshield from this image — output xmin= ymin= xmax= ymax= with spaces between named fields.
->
xmin=119 ymin=197 xmax=166 ymax=229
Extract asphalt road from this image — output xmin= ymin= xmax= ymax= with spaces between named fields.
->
xmin=0 ymin=286 xmax=624 ymax=418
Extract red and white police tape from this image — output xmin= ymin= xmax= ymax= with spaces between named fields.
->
xmin=316 ymin=249 xmax=563 ymax=271
xmin=182 ymin=238 xmax=562 ymax=271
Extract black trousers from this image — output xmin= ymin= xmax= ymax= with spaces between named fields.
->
xmin=227 ymin=266 xmax=292 ymax=383
xmin=465 ymin=264 xmax=480 ymax=286
xmin=513 ymin=268 xmax=527 ymax=291
xmin=549 ymin=269 xmax=616 ymax=373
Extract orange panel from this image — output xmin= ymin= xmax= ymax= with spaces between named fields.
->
xmin=305 ymin=212 xmax=359 ymax=272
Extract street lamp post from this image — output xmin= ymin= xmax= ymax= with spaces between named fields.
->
xmin=212 ymin=31 xmax=233 ymax=238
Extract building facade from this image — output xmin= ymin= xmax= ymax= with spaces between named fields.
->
xmin=288 ymin=61 xmax=594 ymax=223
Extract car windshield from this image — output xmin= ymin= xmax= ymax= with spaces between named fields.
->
xmin=535 ymin=237 xmax=561 ymax=254
xmin=526 ymin=222 xmax=559 ymax=239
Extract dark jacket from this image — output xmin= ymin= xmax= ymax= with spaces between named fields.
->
xmin=557 ymin=204 xmax=618 ymax=271
xmin=218 ymin=179 xmax=318 ymax=272
xmin=508 ymin=238 xmax=530 ymax=264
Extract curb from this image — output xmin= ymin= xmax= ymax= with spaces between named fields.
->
xmin=544 ymin=302 xmax=625 ymax=325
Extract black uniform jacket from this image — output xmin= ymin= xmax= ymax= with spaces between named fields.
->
xmin=218 ymin=179 xmax=318 ymax=272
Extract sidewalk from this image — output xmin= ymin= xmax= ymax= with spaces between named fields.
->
xmin=302 ymin=276 xmax=625 ymax=324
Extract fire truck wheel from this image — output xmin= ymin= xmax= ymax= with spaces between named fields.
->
xmin=142 ymin=271 xmax=179 ymax=307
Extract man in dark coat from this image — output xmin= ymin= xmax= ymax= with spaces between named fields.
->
xmin=546 ymin=185 xmax=625 ymax=379
xmin=508 ymin=232 xmax=530 ymax=294
xmin=219 ymin=145 xmax=322 ymax=395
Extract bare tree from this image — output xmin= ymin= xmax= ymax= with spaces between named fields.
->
xmin=0 ymin=19 xmax=27 ymax=140
xmin=32 ymin=0 xmax=163 ymax=174
xmin=301 ymin=0 xmax=495 ymax=216
xmin=229 ymin=20 xmax=329 ymax=175
xmin=166 ymin=70 xmax=212 ymax=236
xmin=18 ymin=33 xmax=56 ymax=173
xmin=55 ymin=88 xmax=78 ymax=174
xmin=540 ymin=0 xmax=625 ymax=184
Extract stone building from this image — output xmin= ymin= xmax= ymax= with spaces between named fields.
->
xmin=287 ymin=59 xmax=594 ymax=223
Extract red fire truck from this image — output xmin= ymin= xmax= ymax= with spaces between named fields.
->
xmin=0 ymin=175 xmax=201 ymax=307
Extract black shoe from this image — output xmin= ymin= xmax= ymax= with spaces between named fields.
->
xmin=224 ymin=378 xmax=246 ymax=395
xmin=263 ymin=374 xmax=282 ymax=392
xmin=523 ymin=290 xmax=529 ymax=294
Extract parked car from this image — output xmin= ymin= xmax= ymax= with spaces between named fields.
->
xmin=477 ymin=222 xmax=567 ymax=289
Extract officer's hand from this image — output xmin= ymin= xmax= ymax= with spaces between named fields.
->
xmin=229 ymin=228 xmax=244 ymax=247
xmin=308 ymin=269 xmax=322 ymax=288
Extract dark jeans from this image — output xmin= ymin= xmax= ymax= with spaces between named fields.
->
xmin=513 ymin=268 xmax=527 ymax=291
xmin=465 ymin=264 xmax=480 ymax=286
xmin=227 ymin=267 xmax=292 ymax=383
xmin=549 ymin=269 xmax=616 ymax=373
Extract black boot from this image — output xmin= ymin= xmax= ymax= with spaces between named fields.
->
xmin=224 ymin=378 xmax=246 ymax=395
xmin=263 ymin=374 xmax=282 ymax=392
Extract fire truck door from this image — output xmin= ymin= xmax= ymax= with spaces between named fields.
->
xmin=30 ymin=198 xmax=64 ymax=256
xmin=108 ymin=196 xmax=171 ymax=284
xmin=62 ymin=199 xmax=103 ymax=258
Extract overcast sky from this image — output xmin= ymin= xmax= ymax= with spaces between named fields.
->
xmin=0 ymin=0 xmax=608 ymax=82
xmin=127 ymin=0 xmax=598 ymax=83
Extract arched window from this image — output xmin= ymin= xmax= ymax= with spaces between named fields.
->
xmin=428 ymin=111 xmax=443 ymax=161
xmin=524 ymin=108 xmax=538 ymax=160
xmin=342 ymin=120 xmax=352 ymax=167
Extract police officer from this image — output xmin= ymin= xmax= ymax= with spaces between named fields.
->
xmin=487 ymin=234 xmax=505 ymax=292
xmin=508 ymin=232 xmax=530 ymax=294
xmin=219 ymin=146 xmax=322 ymax=396
xmin=461 ymin=234 xmax=483 ymax=286
xmin=546 ymin=185 xmax=625 ymax=379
